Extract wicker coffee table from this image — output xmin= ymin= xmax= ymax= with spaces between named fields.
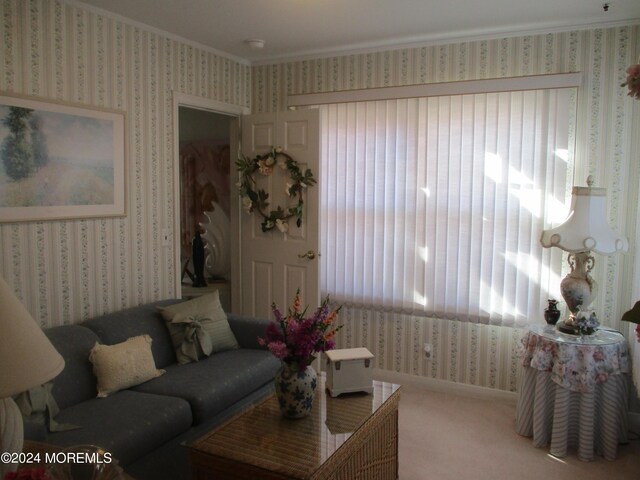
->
xmin=190 ymin=373 xmax=400 ymax=480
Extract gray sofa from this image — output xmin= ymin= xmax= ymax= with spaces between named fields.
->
xmin=25 ymin=299 xmax=280 ymax=479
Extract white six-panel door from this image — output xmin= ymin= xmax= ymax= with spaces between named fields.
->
xmin=237 ymin=109 xmax=320 ymax=319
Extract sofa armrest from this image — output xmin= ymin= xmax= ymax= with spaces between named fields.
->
xmin=226 ymin=314 xmax=271 ymax=349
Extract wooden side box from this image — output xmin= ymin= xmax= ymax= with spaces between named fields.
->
xmin=325 ymin=347 xmax=374 ymax=397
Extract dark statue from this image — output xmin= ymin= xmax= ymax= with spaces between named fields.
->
xmin=192 ymin=229 xmax=207 ymax=288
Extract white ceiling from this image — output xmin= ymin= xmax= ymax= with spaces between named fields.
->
xmin=74 ymin=0 xmax=640 ymax=64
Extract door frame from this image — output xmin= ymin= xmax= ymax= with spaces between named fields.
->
xmin=171 ymin=92 xmax=249 ymax=299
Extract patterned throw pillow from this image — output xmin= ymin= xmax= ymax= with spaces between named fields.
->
xmin=158 ymin=290 xmax=239 ymax=364
xmin=89 ymin=335 xmax=165 ymax=397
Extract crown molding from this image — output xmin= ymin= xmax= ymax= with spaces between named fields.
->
xmin=251 ymin=18 xmax=640 ymax=66
xmin=61 ymin=2 xmax=640 ymax=69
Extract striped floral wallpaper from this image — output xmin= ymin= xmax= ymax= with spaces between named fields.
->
xmin=0 ymin=0 xmax=250 ymax=326
xmin=252 ymin=26 xmax=640 ymax=392
xmin=0 ymin=0 xmax=638 ymax=395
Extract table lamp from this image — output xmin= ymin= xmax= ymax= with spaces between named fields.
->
xmin=540 ymin=176 xmax=628 ymax=333
xmin=0 ymin=277 xmax=65 ymax=476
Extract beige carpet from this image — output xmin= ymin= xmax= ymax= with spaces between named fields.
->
xmin=398 ymin=381 xmax=640 ymax=480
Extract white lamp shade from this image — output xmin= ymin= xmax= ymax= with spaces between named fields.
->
xmin=540 ymin=186 xmax=629 ymax=255
xmin=0 ymin=278 xmax=65 ymax=398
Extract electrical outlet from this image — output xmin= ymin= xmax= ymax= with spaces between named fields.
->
xmin=423 ymin=343 xmax=432 ymax=359
xmin=161 ymin=228 xmax=171 ymax=247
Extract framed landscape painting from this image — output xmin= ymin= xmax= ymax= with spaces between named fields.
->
xmin=0 ymin=93 xmax=126 ymax=222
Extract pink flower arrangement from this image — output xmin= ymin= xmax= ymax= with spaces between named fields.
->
xmin=258 ymin=289 xmax=342 ymax=371
xmin=4 ymin=468 xmax=51 ymax=480
xmin=622 ymin=63 xmax=640 ymax=100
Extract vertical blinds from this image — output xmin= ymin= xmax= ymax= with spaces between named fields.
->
xmin=319 ymin=89 xmax=574 ymax=327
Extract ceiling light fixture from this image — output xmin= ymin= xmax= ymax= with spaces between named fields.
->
xmin=245 ymin=39 xmax=265 ymax=50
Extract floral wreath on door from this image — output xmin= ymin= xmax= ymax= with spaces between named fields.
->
xmin=236 ymin=147 xmax=317 ymax=233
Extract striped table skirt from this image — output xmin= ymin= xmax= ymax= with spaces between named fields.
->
xmin=515 ymin=367 xmax=628 ymax=461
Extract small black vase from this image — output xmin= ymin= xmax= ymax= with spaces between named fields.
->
xmin=544 ymin=299 xmax=561 ymax=325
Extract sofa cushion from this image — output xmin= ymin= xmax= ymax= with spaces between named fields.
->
xmin=227 ymin=314 xmax=272 ymax=349
xmin=159 ymin=291 xmax=239 ymax=364
xmin=83 ymin=300 xmax=180 ymax=368
xmin=44 ymin=325 xmax=101 ymax=409
xmin=89 ymin=335 xmax=165 ymax=397
xmin=131 ymin=349 xmax=280 ymax=424
xmin=39 ymin=390 xmax=192 ymax=467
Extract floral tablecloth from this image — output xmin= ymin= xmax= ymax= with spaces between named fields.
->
xmin=517 ymin=325 xmax=630 ymax=393
xmin=516 ymin=324 xmax=630 ymax=460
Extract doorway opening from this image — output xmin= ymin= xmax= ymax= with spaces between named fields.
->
xmin=178 ymin=106 xmax=234 ymax=309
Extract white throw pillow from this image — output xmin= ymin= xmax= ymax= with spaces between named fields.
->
xmin=89 ymin=335 xmax=165 ymax=397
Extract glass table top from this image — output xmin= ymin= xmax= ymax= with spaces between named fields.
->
xmin=190 ymin=373 xmax=400 ymax=478
xmin=528 ymin=323 xmax=626 ymax=345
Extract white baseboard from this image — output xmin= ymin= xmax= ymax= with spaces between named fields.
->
xmin=372 ymin=369 xmax=518 ymax=405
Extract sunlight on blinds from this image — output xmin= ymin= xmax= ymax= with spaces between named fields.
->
xmin=319 ymin=89 xmax=575 ymax=327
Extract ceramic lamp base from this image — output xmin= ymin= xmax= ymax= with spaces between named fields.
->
xmin=0 ymin=397 xmax=24 ymax=477
xmin=560 ymin=252 xmax=596 ymax=314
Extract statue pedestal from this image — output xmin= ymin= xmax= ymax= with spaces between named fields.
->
xmin=181 ymin=280 xmax=231 ymax=312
